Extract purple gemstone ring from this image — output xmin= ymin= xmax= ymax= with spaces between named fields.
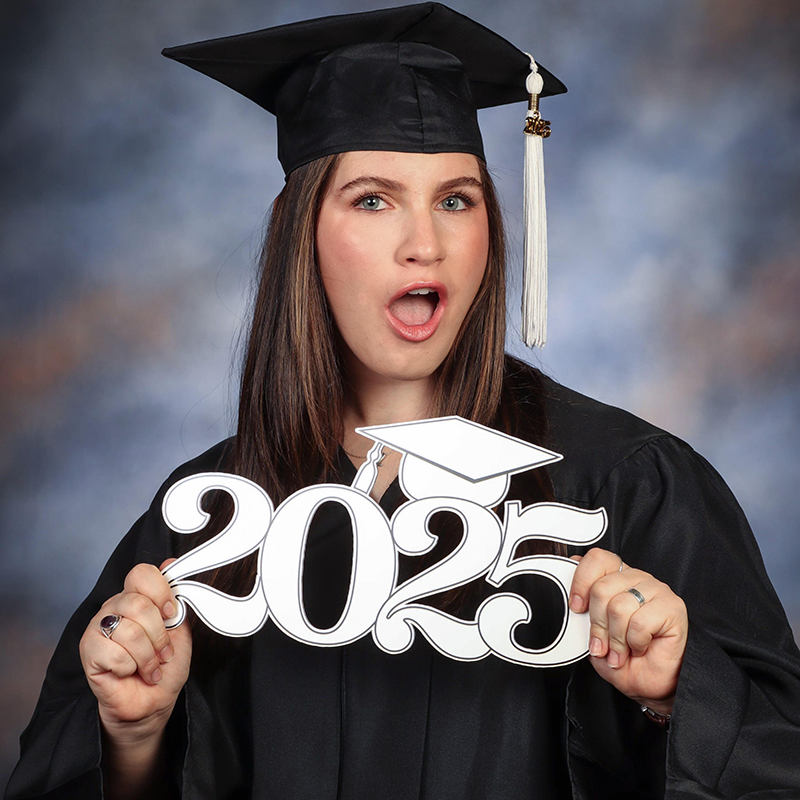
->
xmin=100 ymin=614 xmax=122 ymax=639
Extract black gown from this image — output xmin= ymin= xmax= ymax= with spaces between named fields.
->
xmin=6 ymin=370 xmax=800 ymax=799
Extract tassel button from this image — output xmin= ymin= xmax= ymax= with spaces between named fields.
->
xmin=524 ymin=112 xmax=551 ymax=138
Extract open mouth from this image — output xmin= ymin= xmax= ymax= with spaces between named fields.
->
xmin=386 ymin=284 xmax=446 ymax=342
xmin=388 ymin=287 xmax=440 ymax=326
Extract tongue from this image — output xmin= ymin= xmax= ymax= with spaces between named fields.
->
xmin=389 ymin=293 xmax=437 ymax=326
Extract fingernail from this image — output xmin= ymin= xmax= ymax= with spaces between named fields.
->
xmin=589 ymin=637 xmax=603 ymax=656
xmin=164 ymin=601 xmax=175 ymax=619
xmin=159 ymin=644 xmax=173 ymax=663
xmin=607 ymin=649 xmax=620 ymax=668
xmin=151 ymin=668 xmax=163 ymax=684
xmin=569 ymin=594 xmax=583 ymax=612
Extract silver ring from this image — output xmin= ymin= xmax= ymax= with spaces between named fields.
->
xmin=625 ymin=587 xmax=646 ymax=608
xmin=618 ymin=559 xmax=624 ymax=572
xmin=100 ymin=614 xmax=122 ymax=639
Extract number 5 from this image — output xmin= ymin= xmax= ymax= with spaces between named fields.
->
xmin=477 ymin=502 xmax=607 ymax=667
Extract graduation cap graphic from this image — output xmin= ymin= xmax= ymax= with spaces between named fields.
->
xmin=356 ymin=416 xmax=561 ymax=507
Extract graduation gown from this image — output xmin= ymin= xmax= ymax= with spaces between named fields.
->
xmin=6 ymin=370 xmax=800 ymax=799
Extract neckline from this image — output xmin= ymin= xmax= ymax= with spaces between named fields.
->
xmin=335 ymin=445 xmax=405 ymax=512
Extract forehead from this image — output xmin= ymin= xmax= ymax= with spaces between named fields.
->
xmin=330 ymin=151 xmax=483 ymax=187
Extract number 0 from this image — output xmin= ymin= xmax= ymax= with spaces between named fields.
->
xmin=260 ymin=485 xmax=397 ymax=646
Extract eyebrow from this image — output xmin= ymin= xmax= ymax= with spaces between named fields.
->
xmin=335 ymin=175 xmax=484 ymax=196
xmin=437 ymin=176 xmax=484 ymax=194
xmin=336 ymin=176 xmax=403 ymax=196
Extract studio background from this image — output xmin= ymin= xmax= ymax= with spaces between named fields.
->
xmin=1 ymin=0 xmax=798 ymax=786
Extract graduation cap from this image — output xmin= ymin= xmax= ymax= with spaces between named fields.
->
xmin=357 ymin=416 xmax=562 ymax=507
xmin=163 ymin=3 xmax=566 ymax=348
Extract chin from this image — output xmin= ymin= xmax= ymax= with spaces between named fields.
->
xmin=341 ymin=329 xmax=458 ymax=386
xmin=374 ymin=346 xmax=451 ymax=383
xmin=388 ymin=364 xmax=441 ymax=383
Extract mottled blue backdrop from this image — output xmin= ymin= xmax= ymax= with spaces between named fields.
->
xmin=1 ymin=0 xmax=799 ymax=785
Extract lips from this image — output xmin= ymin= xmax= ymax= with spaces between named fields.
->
xmin=386 ymin=282 xmax=447 ymax=341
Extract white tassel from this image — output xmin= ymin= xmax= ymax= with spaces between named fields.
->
xmin=522 ymin=54 xmax=550 ymax=349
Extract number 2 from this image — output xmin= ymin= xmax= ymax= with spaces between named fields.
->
xmin=373 ymin=497 xmax=503 ymax=660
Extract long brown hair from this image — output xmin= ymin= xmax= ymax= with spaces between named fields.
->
xmin=191 ymin=152 xmax=557 ymax=612
xmin=233 ymin=153 xmax=508 ymax=505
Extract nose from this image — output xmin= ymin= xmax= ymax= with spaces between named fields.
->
xmin=396 ymin=206 xmax=444 ymax=268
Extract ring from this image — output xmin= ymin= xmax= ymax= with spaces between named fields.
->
xmin=625 ymin=587 xmax=646 ymax=608
xmin=100 ymin=614 xmax=122 ymax=639
xmin=618 ymin=558 xmax=624 ymax=572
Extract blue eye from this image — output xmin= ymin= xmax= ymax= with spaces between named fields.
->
xmin=356 ymin=195 xmax=386 ymax=210
xmin=440 ymin=195 xmax=468 ymax=211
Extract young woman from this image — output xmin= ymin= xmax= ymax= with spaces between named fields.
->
xmin=7 ymin=5 xmax=800 ymax=799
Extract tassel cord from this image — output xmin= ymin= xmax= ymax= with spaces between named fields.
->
xmin=521 ymin=54 xmax=549 ymax=349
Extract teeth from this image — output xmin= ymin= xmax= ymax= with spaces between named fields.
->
xmin=407 ymin=288 xmax=433 ymax=295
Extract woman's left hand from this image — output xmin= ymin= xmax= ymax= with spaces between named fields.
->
xmin=569 ymin=548 xmax=688 ymax=716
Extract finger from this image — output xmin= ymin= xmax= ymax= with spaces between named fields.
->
xmin=625 ymin=604 xmax=655 ymax=658
xmin=101 ymin=615 xmax=165 ymax=684
xmin=81 ymin=627 xmax=139 ymax=681
xmin=569 ymin=548 xmax=624 ymax=613
xmin=585 ymin=569 xmax=655 ymax=658
xmin=112 ymin=592 xmax=174 ymax=665
xmin=603 ymin=588 xmax=647 ymax=668
xmin=625 ymin=594 xmax=686 ymax=658
xmin=92 ymin=595 xmax=167 ymax=684
xmin=124 ymin=563 xmax=177 ymax=620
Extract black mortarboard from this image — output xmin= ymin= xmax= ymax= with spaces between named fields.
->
xmin=163 ymin=3 xmax=565 ymax=348
xmin=162 ymin=2 xmax=565 ymax=175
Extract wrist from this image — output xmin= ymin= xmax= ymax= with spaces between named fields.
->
xmin=100 ymin=716 xmax=173 ymax=800
xmin=628 ymin=687 xmax=674 ymax=718
xmin=99 ymin=702 xmax=175 ymax=745
xmin=638 ymin=695 xmax=674 ymax=717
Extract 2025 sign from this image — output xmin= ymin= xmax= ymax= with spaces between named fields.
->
xmin=161 ymin=417 xmax=607 ymax=668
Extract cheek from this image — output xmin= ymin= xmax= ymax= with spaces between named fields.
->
xmin=317 ymin=231 xmax=372 ymax=334
xmin=318 ymin=226 xmax=391 ymax=325
xmin=317 ymin=217 xmax=357 ymax=308
xmin=472 ymin=213 xmax=491 ymax=266
xmin=472 ymin=234 xmax=490 ymax=283
xmin=318 ymin=212 xmax=387 ymax=277
xmin=456 ymin=219 xmax=490 ymax=294
xmin=320 ymin=232 xmax=359 ymax=271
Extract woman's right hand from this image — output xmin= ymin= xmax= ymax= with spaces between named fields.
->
xmin=79 ymin=560 xmax=192 ymax=743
